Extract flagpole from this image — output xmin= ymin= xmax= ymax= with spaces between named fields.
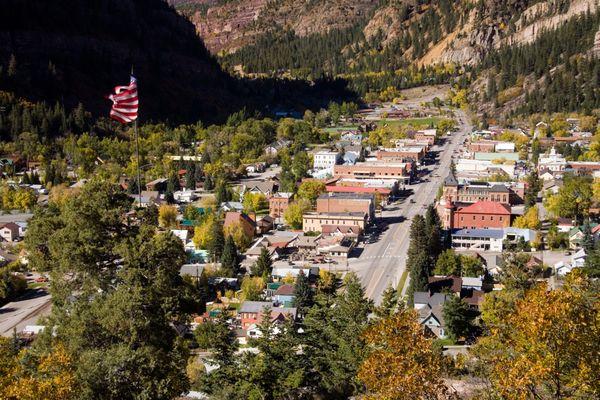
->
xmin=134 ymin=119 xmax=142 ymax=206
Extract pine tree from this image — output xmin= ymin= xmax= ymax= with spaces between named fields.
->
xmin=293 ymin=271 xmax=313 ymax=316
xmin=443 ymin=296 xmax=477 ymax=341
xmin=251 ymin=248 xmax=272 ymax=280
xmin=220 ymin=235 xmax=239 ymax=277
xmin=375 ymin=285 xmax=399 ymax=318
xmin=215 ymin=179 xmax=230 ymax=205
xmin=208 ymin=220 xmax=225 ymax=262
xmin=406 ymin=215 xmax=432 ymax=304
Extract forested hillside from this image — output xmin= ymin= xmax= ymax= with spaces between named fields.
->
xmin=179 ymin=0 xmax=600 ymax=116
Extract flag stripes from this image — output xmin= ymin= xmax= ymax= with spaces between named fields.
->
xmin=108 ymin=76 xmax=138 ymax=124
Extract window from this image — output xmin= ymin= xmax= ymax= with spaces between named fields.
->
xmin=500 ymin=217 xmax=503 ymax=221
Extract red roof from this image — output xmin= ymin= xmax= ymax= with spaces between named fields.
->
xmin=325 ymin=186 xmax=391 ymax=195
xmin=457 ymin=201 xmax=510 ymax=215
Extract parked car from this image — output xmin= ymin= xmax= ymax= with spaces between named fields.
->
xmin=35 ymin=276 xmax=49 ymax=283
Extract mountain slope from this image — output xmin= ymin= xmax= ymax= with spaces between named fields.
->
xmin=0 ymin=0 xmax=240 ymax=123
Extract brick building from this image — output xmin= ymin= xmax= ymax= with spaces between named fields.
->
xmin=316 ymin=192 xmax=375 ymax=220
xmin=333 ymin=162 xmax=413 ymax=183
xmin=269 ymin=192 xmax=293 ymax=220
xmin=442 ymin=173 xmax=514 ymax=205
xmin=438 ymin=200 xmax=511 ymax=230
xmin=302 ymin=212 xmax=367 ymax=233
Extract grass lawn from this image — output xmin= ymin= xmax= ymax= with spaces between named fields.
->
xmin=27 ymin=282 xmax=47 ymax=289
xmin=377 ymin=117 xmax=443 ymax=129
xmin=434 ymin=338 xmax=455 ymax=347
xmin=397 ymin=269 xmax=409 ymax=294
xmin=323 ymin=125 xmax=359 ymax=134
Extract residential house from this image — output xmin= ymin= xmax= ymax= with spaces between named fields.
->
xmin=271 ymin=263 xmax=319 ymax=280
xmin=242 ymin=180 xmax=278 ymax=197
xmin=413 ymin=292 xmax=451 ymax=339
xmin=224 ymin=212 xmax=255 ymax=240
xmin=145 ymin=178 xmax=168 ymax=193
xmin=273 ymin=285 xmax=295 ymax=307
xmin=220 ymin=201 xmax=244 ymax=213
xmin=264 ymin=139 xmax=291 ymax=156
xmin=256 ymin=215 xmax=275 ymax=234
xmin=238 ymin=301 xmax=297 ymax=330
xmin=0 ymin=222 xmax=21 ymax=242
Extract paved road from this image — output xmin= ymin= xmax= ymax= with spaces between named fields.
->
xmin=350 ymin=111 xmax=471 ymax=304
xmin=0 ymin=289 xmax=51 ymax=337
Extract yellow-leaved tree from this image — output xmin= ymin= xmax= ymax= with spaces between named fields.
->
xmin=358 ymin=307 xmax=452 ymax=400
xmin=158 ymin=204 xmax=178 ymax=228
xmin=473 ymin=270 xmax=600 ymax=399
xmin=0 ymin=340 xmax=76 ymax=400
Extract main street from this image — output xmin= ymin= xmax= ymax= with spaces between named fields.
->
xmin=350 ymin=111 xmax=471 ymax=304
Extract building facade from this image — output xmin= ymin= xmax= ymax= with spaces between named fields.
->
xmin=302 ymin=212 xmax=367 ymax=233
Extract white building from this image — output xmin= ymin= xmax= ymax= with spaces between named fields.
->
xmin=538 ymin=147 xmax=567 ymax=172
xmin=313 ymin=151 xmax=341 ymax=170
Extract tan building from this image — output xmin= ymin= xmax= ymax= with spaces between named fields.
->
xmin=316 ymin=193 xmax=375 ymax=220
xmin=375 ymin=147 xmax=426 ymax=162
xmin=333 ymin=162 xmax=412 ymax=183
xmin=442 ymin=173 xmax=511 ymax=205
xmin=302 ymin=212 xmax=367 ymax=233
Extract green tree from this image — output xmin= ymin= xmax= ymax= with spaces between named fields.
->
xmin=293 ymin=271 xmax=313 ymax=316
xmin=297 ymin=180 xmax=326 ymax=203
xmin=24 ymin=181 xmax=195 ymax=399
xmin=251 ymin=248 xmax=272 ymax=280
xmin=207 ymin=218 xmax=225 ymax=261
xmin=434 ymin=249 xmax=461 ymax=276
xmin=406 ymin=215 xmax=432 ymax=303
xmin=215 ymin=179 xmax=230 ymax=205
xmin=442 ymin=296 xmax=477 ymax=341
xmin=220 ymin=235 xmax=239 ymax=277
xmin=283 ymin=199 xmax=312 ymax=229
xmin=375 ymin=285 xmax=400 ymax=318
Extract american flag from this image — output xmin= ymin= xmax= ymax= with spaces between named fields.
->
xmin=108 ymin=75 xmax=138 ymax=124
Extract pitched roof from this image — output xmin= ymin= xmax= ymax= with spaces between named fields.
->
xmin=457 ymin=201 xmax=511 ymax=215
xmin=444 ymin=173 xmax=458 ymax=186
xmin=274 ymin=284 xmax=295 ymax=296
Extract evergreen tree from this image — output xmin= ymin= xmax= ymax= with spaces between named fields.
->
xmin=220 ymin=235 xmax=239 ymax=277
xmin=443 ymin=296 xmax=477 ymax=341
xmin=215 ymin=179 xmax=230 ymax=205
xmin=251 ymin=247 xmax=272 ymax=280
xmin=208 ymin=220 xmax=225 ymax=262
xmin=406 ymin=215 xmax=433 ymax=304
xmin=293 ymin=271 xmax=313 ymax=316
xmin=375 ymin=285 xmax=399 ymax=318
xmin=581 ymin=220 xmax=595 ymax=253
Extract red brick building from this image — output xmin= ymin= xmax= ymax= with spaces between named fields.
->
xmin=269 ymin=192 xmax=293 ymax=219
xmin=438 ymin=200 xmax=511 ymax=230
xmin=452 ymin=201 xmax=511 ymax=230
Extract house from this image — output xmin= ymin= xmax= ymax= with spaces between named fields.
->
xmin=556 ymin=217 xmax=574 ymax=233
xmin=450 ymin=228 xmax=536 ymax=252
xmin=568 ymin=223 xmax=599 ymax=249
xmin=238 ymin=301 xmax=297 ymax=330
xmin=313 ymin=151 xmax=342 ymax=170
xmin=413 ymin=292 xmax=451 ymax=339
xmin=131 ymin=191 xmax=162 ymax=207
xmin=264 ymin=139 xmax=291 ymax=156
xmin=220 ymin=201 xmax=244 ymax=213
xmin=145 ymin=178 xmax=168 ymax=193
xmin=269 ymin=192 xmax=293 ymax=220
xmin=179 ymin=264 xmax=205 ymax=281
xmin=242 ymin=180 xmax=278 ymax=197
xmin=428 ymin=276 xmax=462 ymax=296
xmin=224 ymin=212 xmax=255 ymax=240
xmin=173 ymin=190 xmax=198 ymax=203
xmin=273 ymin=284 xmax=295 ymax=306
xmin=271 ymin=263 xmax=319 ymax=280
xmin=317 ymin=237 xmax=354 ymax=259
xmin=0 ymin=222 xmax=21 ymax=242
xmin=256 ymin=215 xmax=275 ymax=234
